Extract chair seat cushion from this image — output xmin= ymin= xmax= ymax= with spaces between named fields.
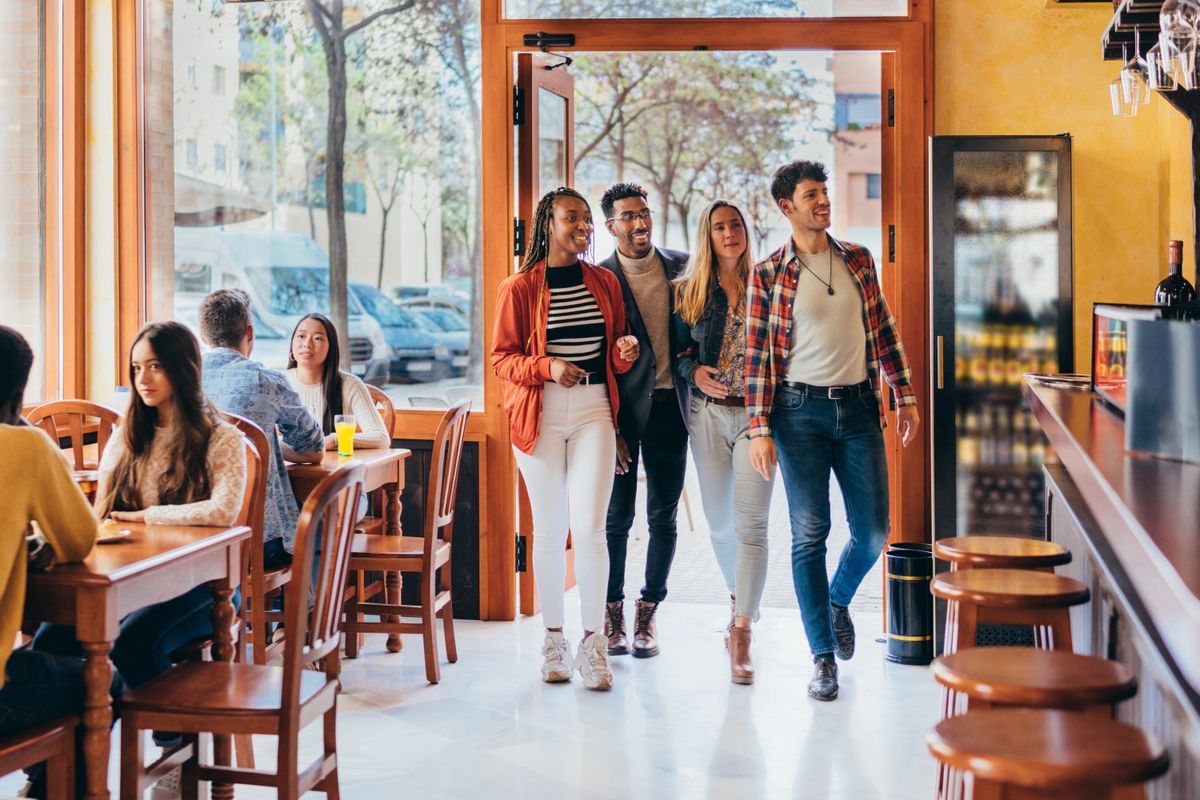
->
xmin=350 ymin=534 xmax=450 ymax=566
xmin=120 ymin=661 xmax=332 ymax=717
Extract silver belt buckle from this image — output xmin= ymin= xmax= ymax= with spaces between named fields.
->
xmin=827 ymin=386 xmax=848 ymax=400
xmin=580 ymin=372 xmax=591 ymax=386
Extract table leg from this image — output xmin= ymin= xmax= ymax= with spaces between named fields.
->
xmin=384 ymin=481 xmax=404 ymax=653
xmin=81 ymin=641 xmax=113 ymax=800
xmin=210 ymin=584 xmax=236 ymax=800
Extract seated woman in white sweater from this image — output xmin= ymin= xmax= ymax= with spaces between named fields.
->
xmin=284 ymin=313 xmax=391 ymax=449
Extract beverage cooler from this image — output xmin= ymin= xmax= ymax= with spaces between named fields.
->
xmin=930 ymin=136 xmax=1074 ymax=548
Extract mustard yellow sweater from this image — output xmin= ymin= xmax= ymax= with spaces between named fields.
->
xmin=0 ymin=424 xmax=96 ymax=686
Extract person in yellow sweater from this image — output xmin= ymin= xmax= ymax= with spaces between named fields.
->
xmin=0 ymin=326 xmax=97 ymax=795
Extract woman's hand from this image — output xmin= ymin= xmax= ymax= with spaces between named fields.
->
xmin=323 ymin=433 xmax=339 ymax=451
xmin=616 ymin=335 xmax=640 ymax=362
xmin=692 ymin=365 xmax=729 ymax=399
xmin=549 ymin=358 xmax=588 ymax=387
xmin=109 ymin=510 xmax=147 ymax=522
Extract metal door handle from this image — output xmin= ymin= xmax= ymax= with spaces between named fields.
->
xmin=936 ymin=335 xmax=944 ymax=390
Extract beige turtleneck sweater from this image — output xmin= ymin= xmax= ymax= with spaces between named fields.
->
xmin=617 ymin=248 xmax=673 ymax=389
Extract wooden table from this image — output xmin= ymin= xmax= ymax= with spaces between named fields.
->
xmin=288 ymin=448 xmax=410 ymax=651
xmin=23 ymin=522 xmax=250 ymax=800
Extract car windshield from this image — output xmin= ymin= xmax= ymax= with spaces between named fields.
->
xmin=354 ymin=287 xmax=414 ymax=328
xmin=245 ymin=267 xmax=365 ymax=317
xmin=424 ymin=309 xmax=468 ymax=332
xmin=410 ymin=313 xmax=440 ymax=333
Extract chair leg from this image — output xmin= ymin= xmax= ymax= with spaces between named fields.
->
xmin=344 ymin=571 xmax=362 ymax=659
xmin=385 ymin=568 xmax=404 ymax=653
xmin=441 ymin=603 xmax=458 ymax=664
xmin=320 ymin=706 xmax=341 ymax=800
xmin=234 ymin=732 xmax=255 ymax=769
xmin=422 ymin=578 xmax=441 ymax=684
xmin=120 ymin=714 xmax=144 ymax=800
xmin=181 ymin=735 xmax=201 ymax=800
xmin=46 ymin=735 xmax=72 ymax=800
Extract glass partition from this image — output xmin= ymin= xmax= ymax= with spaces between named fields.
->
xmin=506 ymin=0 xmax=907 ymax=19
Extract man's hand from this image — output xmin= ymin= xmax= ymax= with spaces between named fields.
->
xmin=615 ymin=434 xmax=633 ymax=475
xmin=692 ymin=365 xmax=729 ymax=399
xmin=897 ymin=405 xmax=920 ymax=447
xmin=616 ymin=335 xmax=640 ymax=362
xmin=748 ymin=436 xmax=776 ymax=481
xmin=549 ymin=358 xmax=587 ymax=387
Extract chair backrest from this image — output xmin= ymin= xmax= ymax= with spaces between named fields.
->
xmin=224 ymin=414 xmax=270 ymax=550
xmin=424 ymin=400 xmax=470 ymax=549
xmin=283 ymin=461 xmax=364 ymax=701
xmin=366 ymin=384 xmax=396 ymax=441
xmin=25 ymin=400 xmax=122 ymax=469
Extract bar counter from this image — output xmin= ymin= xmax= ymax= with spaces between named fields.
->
xmin=1024 ymin=376 xmax=1200 ymax=798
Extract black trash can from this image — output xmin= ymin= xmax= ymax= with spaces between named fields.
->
xmin=885 ymin=542 xmax=933 ymax=665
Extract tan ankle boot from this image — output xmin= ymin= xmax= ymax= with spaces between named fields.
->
xmin=728 ymin=625 xmax=754 ymax=685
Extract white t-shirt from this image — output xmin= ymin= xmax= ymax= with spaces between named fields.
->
xmin=284 ymin=369 xmax=392 ymax=449
xmin=784 ymin=248 xmax=869 ymax=387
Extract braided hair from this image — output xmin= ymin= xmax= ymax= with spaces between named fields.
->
xmin=519 ymin=186 xmax=592 ymax=272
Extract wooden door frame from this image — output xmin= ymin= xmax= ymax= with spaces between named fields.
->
xmin=482 ymin=6 xmax=934 ymax=618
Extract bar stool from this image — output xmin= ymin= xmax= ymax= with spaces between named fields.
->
xmin=931 ymin=568 xmax=1089 ymax=655
xmin=928 ymin=708 xmax=1168 ymax=799
xmin=934 ymin=536 xmax=1071 ymax=573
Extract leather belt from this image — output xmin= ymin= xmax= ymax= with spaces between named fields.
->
xmin=693 ymin=392 xmax=745 ymax=408
xmin=779 ymin=379 xmax=871 ymax=400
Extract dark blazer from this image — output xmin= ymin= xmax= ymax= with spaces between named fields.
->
xmin=599 ymin=246 xmax=691 ymax=442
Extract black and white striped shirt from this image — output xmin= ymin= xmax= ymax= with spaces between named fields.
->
xmin=546 ymin=261 xmax=606 ymax=379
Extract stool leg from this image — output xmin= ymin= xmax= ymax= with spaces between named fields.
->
xmin=956 ymin=602 xmax=979 ymax=652
xmin=944 ymin=600 xmax=959 ymax=655
xmin=1046 ymin=608 xmax=1073 ymax=652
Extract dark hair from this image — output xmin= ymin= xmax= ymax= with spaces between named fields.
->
xmin=101 ymin=322 xmax=219 ymax=515
xmin=0 ymin=326 xmax=34 ymax=415
xmin=600 ymin=182 xmax=648 ymax=220
xmin=520 ymin=187 xmax=592 ymax=272
xmin=199 ymin=289 xmax=252 ymax=348
xmin=286 ymin=313 xmax=344 ymax=433
xmin=770 ymin=160 xmax=830 ymax=203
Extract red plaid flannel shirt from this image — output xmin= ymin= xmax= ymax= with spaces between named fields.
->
xmin=745 ymin=234 xmax=916 ymax=439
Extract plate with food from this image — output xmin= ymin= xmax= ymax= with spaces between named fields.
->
xmin=96 ymin=519 xmax=133 ymax=544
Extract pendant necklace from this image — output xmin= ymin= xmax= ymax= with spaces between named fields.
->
xmin=799 ymin=248 xmax=835 ymax=296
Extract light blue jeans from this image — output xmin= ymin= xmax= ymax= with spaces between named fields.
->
xmin=686 ymin=394 xmax=775 ymax=619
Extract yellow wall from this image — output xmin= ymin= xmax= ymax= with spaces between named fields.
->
xmin=935 ymin=0 xmax=1195 ymax=370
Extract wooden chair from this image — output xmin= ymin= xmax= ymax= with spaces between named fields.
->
xmin=118 ymin=461 xmax=365 ymax=800
xmin=928 ymin=708 xmax=1168 ymax=799
xmin=931 ymin=568 xmax=1089 ymax=655
xmin=25 ymin=400 xmax=122 ymax=469
xmin=934 ymin=536 xmax=1071 ymax=573
xmin=0 ymin=716 xmax=78 ymax=800
xmin=367 ymin=384 xmax=396 ymax=440
xmin=342 ymin=400 xmax=469 ymax=683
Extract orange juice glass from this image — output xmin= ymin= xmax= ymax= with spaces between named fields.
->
xmin=334 ymin=414 xmax=356 ymax=458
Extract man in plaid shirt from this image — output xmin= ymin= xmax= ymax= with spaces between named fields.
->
xmin=745 ymin=160 xmax=919 ymax=701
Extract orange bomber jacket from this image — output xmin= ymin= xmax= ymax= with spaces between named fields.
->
xmin=491 ymin=259 xmax=635 ymax=454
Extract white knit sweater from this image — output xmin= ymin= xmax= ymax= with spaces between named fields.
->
xmin=284 ymin=369 xmax=392 ymax=449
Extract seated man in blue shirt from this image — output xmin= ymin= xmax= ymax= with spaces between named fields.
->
xmin=198 ymin=289 xmax=324 ymax=570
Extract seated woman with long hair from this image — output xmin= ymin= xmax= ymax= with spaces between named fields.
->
xmin=283 ymin=312 xmax=390 ymax=449
xmin=36 ymin=322 xmax=245 ymax=739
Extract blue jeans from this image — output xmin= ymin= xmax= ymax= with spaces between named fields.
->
xmin=771 ymin=385 xmax=889 ymax=657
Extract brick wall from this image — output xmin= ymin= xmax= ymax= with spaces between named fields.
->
xmin=0 ymin=1 xmax=45 ymax=400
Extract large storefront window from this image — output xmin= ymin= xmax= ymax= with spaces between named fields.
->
xmin=147 ymin=1 xmax=483 ymax=410
xmin=0 ymin=1 xmax=46 ymax=402
xmin=506 ymin=0 xmax=907 ymax=19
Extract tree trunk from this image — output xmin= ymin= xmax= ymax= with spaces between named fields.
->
xmin=324 ymin=34 xmax=351 ymax=353
xmin=376 ymin=205 xmax=391 ymax=290
xmin=421 ymin=221 xmax=431 ymax=283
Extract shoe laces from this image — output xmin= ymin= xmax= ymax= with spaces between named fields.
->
xmin=584 ymin=634 xmax=608 ymax=669
xmin=544 ymin=634 xmax=570 ymax=661
xmin=813 ymin=658 xmax=837 ymax=680
xmin=634 ymin=602 xmax=657 ymax=634
xmin=606 ymin=603 xmax=625 ymax=634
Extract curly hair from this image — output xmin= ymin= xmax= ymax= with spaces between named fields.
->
xmin=770 ymin=160 xmax=829 ymax=203
xmin=520 ymin=186 xmax=592 ymax=272
xmin=600 ymin=182 xmax=648 ymax=220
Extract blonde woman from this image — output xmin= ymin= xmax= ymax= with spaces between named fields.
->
xmin=674 ymin=200 xmax=775 ymax=685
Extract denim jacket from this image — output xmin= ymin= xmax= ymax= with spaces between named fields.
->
xmin=675 ymin=284 xmax=731 ymax=390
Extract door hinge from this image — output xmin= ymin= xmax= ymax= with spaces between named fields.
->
xmin=515 ymin=534 xmax=528 ymax=573
xmin=513 ymin=87 xmax=525 ymax=126
xmin=514 ymin=218 xmax=526 ymax=258
xmin=888 ymin=224 xmax=896 ymax=263
xmin=887 ymin=89 xmax=895 ymax=128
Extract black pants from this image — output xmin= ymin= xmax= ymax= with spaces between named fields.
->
xmin=605 ymin=394 xmax=688 ymax=604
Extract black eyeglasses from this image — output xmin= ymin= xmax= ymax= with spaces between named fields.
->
xmin=607 ymin=209 xmax=652 ymax=224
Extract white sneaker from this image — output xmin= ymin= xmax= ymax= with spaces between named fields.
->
xmin=576 ymin=632 xmax=613 ymax=691
xmin=541 ymin=630 xmax=573 ymax=683
xmin=150 ymin=766 xmax=181 ymax=800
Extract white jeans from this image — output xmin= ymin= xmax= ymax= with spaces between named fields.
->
xmin=686 ymin=394 xmax=776 ymax=619
xmin=512 ymin=383 xmax=615 ymax=633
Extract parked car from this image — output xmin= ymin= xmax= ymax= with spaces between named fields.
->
xmin=409 ymin=311 xmax=470 ymax=378
xmin=410 ymin=307 xmax=471 ymax=365
xmin=395 ymin=296 xmax=470 ymax=318
xmin=174 ymin=228 xmax=391 ymax=385
xmin=349 ymin=282 xmax=465 ymax=382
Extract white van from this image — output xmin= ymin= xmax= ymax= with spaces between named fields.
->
xmin=174 ymin=228 xmax=392 ymax=383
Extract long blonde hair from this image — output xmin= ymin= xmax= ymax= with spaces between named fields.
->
xmin=674 ymin=201 xmax=753 ymax=326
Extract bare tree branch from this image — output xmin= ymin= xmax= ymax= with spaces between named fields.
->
xmin=344 ymin=1 xmax=417 ymax=38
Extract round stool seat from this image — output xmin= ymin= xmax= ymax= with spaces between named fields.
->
xmin=932 ymin=647 xmax=1136 ymax=709
xmin=934 ymin=536 xmax=1071 ymax=570
xmin=928 ymin=708 xmax=1168 ymax=790
xmin=931 ymin=568 xmax=1090 ymax=609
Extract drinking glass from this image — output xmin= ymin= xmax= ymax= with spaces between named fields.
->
xmin=1121 ymin=30 xmax=1152 ymax=106
xmin=1147 ymin=43 xmax=1178 ymax=91
xmin=334 ymin=414 xmax=356 ymax=459
xmin=1110 ymin=75 xmax=1136 ymax=117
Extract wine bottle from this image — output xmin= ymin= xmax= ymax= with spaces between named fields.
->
xmin=1154 ymin=240 xmax=1197 ymax=305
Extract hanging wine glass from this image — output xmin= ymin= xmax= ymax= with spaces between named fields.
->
xmin=1148 ymin=42 xmax=1178 ymax=91
xmin=1121 ymin=28 xmax=1152 ymax=106
xmin=1111 ymin=44 xmax=1138 ymax=117
xmin=1161 ymin=0 xmax=1200 ymax=88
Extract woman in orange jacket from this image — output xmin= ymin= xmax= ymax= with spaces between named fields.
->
xmin=492 ymin=186 xmax=639 ymax=690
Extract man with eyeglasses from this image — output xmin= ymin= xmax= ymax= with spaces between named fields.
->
xmin=597 ymin=182 xmax=690 ymax=659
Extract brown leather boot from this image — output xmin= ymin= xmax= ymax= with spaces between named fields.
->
xmin=728 ymin=624 xmax=754 ymax=685
xmin=604 ymin=600 xmax=629 ymax=656
xmin=631 ymin=599 xmax=660 ymax=658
